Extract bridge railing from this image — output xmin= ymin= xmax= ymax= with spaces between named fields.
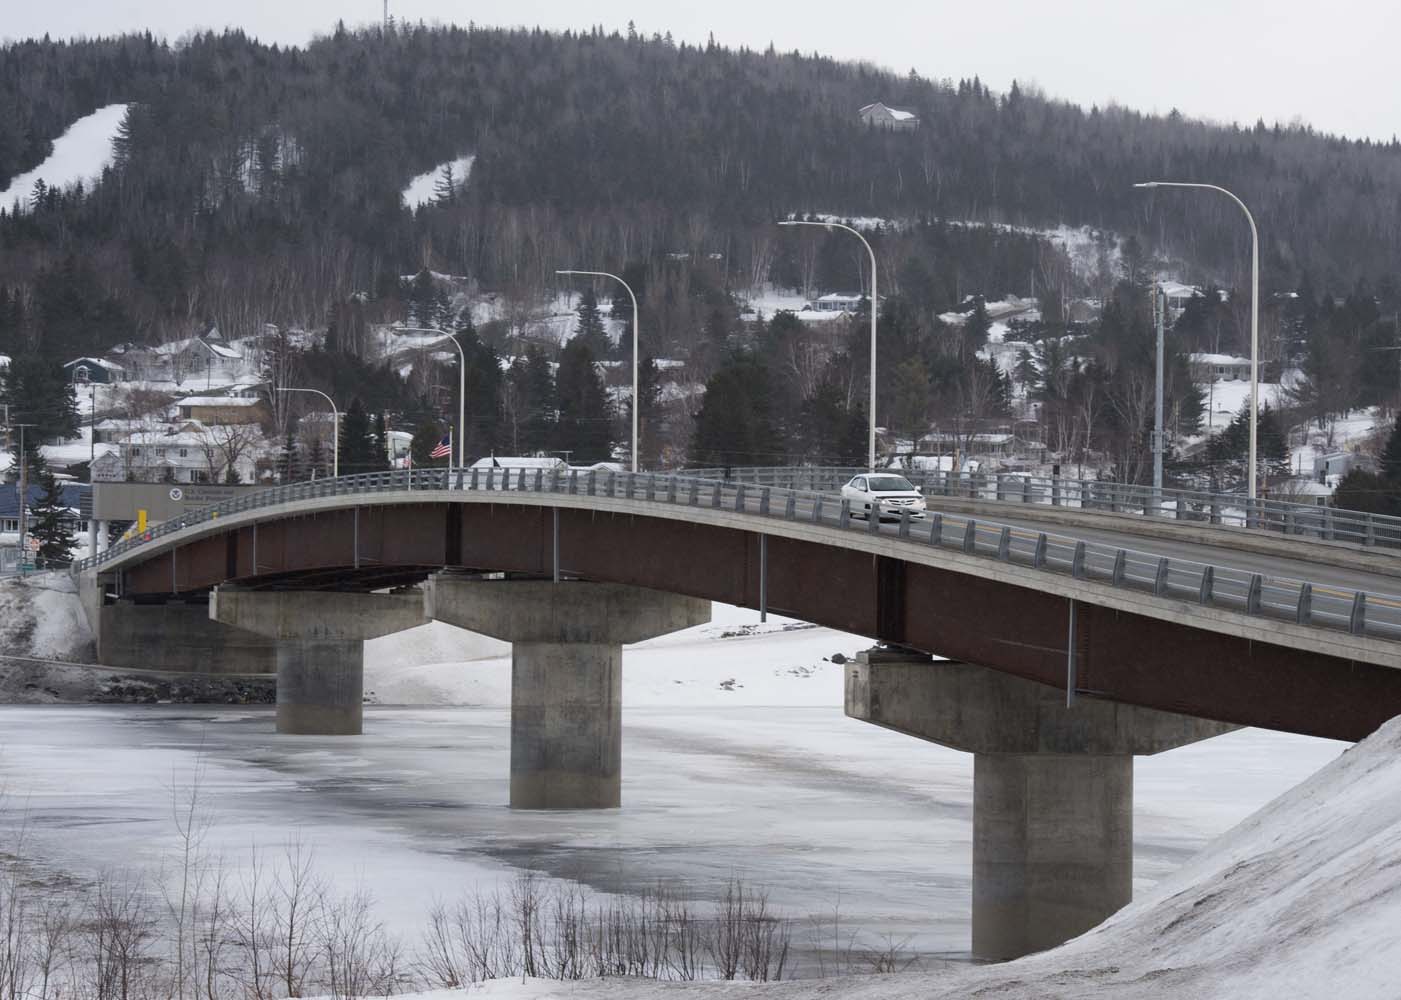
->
xmin=72 ymin=467 xmax=1401 ymax=646
xmin=684 ymin=466 xmax=1401 ymax=550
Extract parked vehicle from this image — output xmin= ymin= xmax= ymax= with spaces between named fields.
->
xmin=840 ymin=474 xmax=927 ymax=520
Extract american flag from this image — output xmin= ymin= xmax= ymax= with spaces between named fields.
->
xmin=430 ymin=433 xmax=452 ymax=459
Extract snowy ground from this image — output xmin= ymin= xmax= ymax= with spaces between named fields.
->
xmin=740 ymin=287 xmax=848 ymax=322
xmin=0 ymin=103 xmax=129 ymax=211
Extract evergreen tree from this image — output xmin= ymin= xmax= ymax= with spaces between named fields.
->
xmin=573 ymin=288 xmax=610 ymax=357
xmin=962 ymin=299 xmax=992 ymax=356
xmin=1380 ymin=419 xmax=1401 ymax=481
xmin=0 ymin=358 xmax=79 ymax=442
xmin=433 ymin=162 xmax=457 ymax=204
xmin=29 ymin=469 xmax=76 ymax=566
xmin=340 ymin=399 xmax=378 ymax=474
xmin=555 ymin=339 xmax=612 ymax=463
xmin=1333 ymin=469 xmax=1398 ymax=517
xmin=691 ymin=351 xmax=781 ymax=467
xmin=628 ymin=356 xmax=663 ymax=468
xmin=453 ymin=319 xmax=503 ymax=459
xmin=411 ymin=419 xmax=447 ymax=466
xmin=1207 ymin=403 xmax=1291 ymax=481
xmin=277 ymin=431 xmax=299 ymax=483
xmin=306 ymin=437 xmax=328 ymax=479
xmin=508 ymin=347 xmax=557 ymax=455
xmin=799 ymin=380 xmax=866 ymax=464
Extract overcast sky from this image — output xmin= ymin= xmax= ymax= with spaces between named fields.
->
xmin=6 ymin=0 xmax=1398 ymax=142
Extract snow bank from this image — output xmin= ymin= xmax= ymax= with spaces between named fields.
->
xmin=0 ymin=104 xmax=129 ymax=211
xmin=0 ymin=573 xmax=93 ymax=661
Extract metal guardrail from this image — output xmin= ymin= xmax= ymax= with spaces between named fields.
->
xmin=687 ymin=466 xmax=1401 ymax=550
xmin=71 ymin=467 xmax=1401 ymax=646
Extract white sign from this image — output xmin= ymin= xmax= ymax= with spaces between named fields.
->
xmin=26 ymin=537 xmax=40 ymax=552
xmin=168 ymin=487 xmax=184 ymax=501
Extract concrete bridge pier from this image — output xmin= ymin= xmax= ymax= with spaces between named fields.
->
xmin=846 ymin=651 xmax=1234 ymax=962
xmin=428 ymin=577 xmax=710 ymax=809
xmin=210 ymin=587 xmax=427 ymax=735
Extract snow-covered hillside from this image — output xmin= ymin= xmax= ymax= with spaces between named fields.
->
xmin=402 ymin=155 xmax=475 ymax=209
xmin=0 ymin=104 xmax=129 ymax=211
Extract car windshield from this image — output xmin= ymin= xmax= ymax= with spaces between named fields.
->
xmin=867 ymin=475 xmax=915 ymax=492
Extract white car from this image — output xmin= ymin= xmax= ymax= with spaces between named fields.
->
xmin=840 ymin=474 xmax=928 ymax=520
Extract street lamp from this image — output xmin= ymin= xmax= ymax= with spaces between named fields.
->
xmin=1135 ymin=181 xmax=1260 ymax=501
xmin=276 ymin=387 xmax=339 ymax=478
xmin=555 ymin=269 xmax=641 ymax=473
xmin=777 ymin=219 xmax=879 ymax=471
xmin=443 ymin=333 xmax=466 ymax=467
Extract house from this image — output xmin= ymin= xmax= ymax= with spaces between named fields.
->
xmin=174 ymin=396 xmax=270 ymax=425
xmin=805 ymin=293 xmax=865 ymax=313
xmin=119 ymin=328 xmax=249 ymax=385
xmin=63 ymin=356 xmax=124 ymax=384
xmin=1189 ymin=353 xmax=1252 ymax=383
xmin=0 ymin=354 xmax=10 ymax=371
xmin=0 ymin=482 xmax=89 ymax=541
xmin=1313 ymin=451 xmax=1375 ymax=484
xmin=100 ymin=425 xmax=262 ymax=485
xmin=858 ymin=102 xmax=919 ymax=130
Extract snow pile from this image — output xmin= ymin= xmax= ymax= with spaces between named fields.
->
xmin=402 ymin=155 xmax=475 ymax=209
xmin=0 ymin=104 xmax=130 ymax=211
xmin=0 ymin=573 xmax=94 ymax=661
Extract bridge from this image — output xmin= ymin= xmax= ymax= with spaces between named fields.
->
xmin=71 ymin=466 xmax=1401 ymax=961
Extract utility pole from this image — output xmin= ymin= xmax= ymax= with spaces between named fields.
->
xmin=13 ymin=423 xmax=36 ymax=571
xmin=1153 ymin=284 xmax=1166 ymax=508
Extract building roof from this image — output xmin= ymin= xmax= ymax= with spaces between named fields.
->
xmin=1190 ymin=353 xmax=1252 ymax=366
xmin=469 ymin=456 xmax=568 ymax=469
xmin=176 ymin=396 xmax=264 ymax=408
xmin=858 ymin=102 xmax=918 ymax=120
xmin=205 ymin=341 xmax=242 ymax=360
xmin=63 ymin=356 xmax=124 ymax=371
xmin=0 ymin=482 xmax=89 ymax=518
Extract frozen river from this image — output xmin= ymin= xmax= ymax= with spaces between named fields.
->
xmin=0 ymin=701 xmax=1343 ymax=964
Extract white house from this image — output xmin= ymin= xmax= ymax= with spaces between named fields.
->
xmin=1189 ymin=353 xmax=1252 ymax=382
xmin=805 ymin=293 xmax=865 ymax=313
xmin=858 ymin=102 xmax=919 ymax=130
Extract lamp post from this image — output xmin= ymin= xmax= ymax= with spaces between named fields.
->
xmin=778 ymin=219 xmax=879 ymax=470
xmin=1135 ymin=181 xmax=1260 ymax=501
xmin=276 ymin=387 xmax=339 ymax=478
xmin=556 ymin=269 xmax=641 ymax=473
xmin=444 ymin=333 xmax=466 ymax=467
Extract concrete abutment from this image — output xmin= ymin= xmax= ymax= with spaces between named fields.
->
xmin=210 ymin=587 xmax=427 ymax=735
xmin=846 ymin=650 xmax=1234 ymax=961
xmin=428 ymin=577 xmax=710 ymax=809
